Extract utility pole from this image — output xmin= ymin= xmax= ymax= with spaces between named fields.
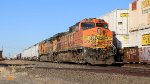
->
xmin=0 ymin=46 xmax=3 ymax=60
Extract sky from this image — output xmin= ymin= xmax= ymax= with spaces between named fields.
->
xmin=0 ymin=0 xmax=133 ymax=58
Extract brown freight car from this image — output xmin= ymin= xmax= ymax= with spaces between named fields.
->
xmin=123 ymin=47 xmax=140 ymax=63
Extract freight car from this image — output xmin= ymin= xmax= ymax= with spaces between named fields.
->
xmin=120 ymin=0 xmax=150 ymax=64
xmin=38 ymin=18 xmax=116 ymax=65
xmin=122 ymin=46 xmax=150 ymax=64
xmin=21 ymin=44 xmax=39 ymax=61
xmin=122 ymin=33 xmax=150 ymax=64
xmin=18 ymin=18 xmax=150 ymax=65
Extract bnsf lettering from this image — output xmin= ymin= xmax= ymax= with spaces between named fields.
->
xmin=89 ymin=35 xmax=109 ymax=41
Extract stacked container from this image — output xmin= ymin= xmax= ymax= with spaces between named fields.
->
xmin=128 ymin=0 xmax=150 ymax=63
xmin=129 ymin=0 xmax=150 ymax=32
xmin=98 ymin=9 xmax=129 ymax=48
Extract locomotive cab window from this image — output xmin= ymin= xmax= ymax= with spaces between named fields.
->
xmin=96 ymin=23 xmax=108 ymax=29
xmin=81 ymin=22 xmax=95 ymax=30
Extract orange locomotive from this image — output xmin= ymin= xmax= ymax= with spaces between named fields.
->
xmin=39 ymin=18 xmax=116 ymax=64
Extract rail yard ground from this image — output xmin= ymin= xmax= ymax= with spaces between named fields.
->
xmin=0 ymin=60 xmax=150 ymax=84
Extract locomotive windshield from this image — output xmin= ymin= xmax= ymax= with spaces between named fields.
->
xmin=96 ymin=23 xmax=108 ymax=29
xmin=81 ymin=22 xmax=95 ymax=30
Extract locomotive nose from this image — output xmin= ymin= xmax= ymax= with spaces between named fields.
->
xmin=97 ymin=27 xmax=107 ymax=36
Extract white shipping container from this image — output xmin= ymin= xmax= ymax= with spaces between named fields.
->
xmin=115 ymin=34 xmax=130 ymax=48
xmin=129 ymin=28 xmax=150 ymax=47
xmin=129 ymin=0 xmax=150 ymax=31
xmin=22 ymin=44 xmax=39 ymax=59
xmin=98 ymin=9 xmax=129 ymax=35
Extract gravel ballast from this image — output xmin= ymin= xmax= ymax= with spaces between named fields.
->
xmin=0 ymin=60 xmax=150 ymax=84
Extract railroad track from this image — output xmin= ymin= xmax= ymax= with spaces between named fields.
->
xmin=23 ymin=64 xmax=150 ymax=77
xmin=122 ymin=64 xmax=150 ymax=69
xmin=1 ymin=60 xmax=150 ymax=77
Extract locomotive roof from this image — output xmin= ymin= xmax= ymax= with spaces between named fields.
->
xmin=48 ymin=32 xmax=67 ymax=41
